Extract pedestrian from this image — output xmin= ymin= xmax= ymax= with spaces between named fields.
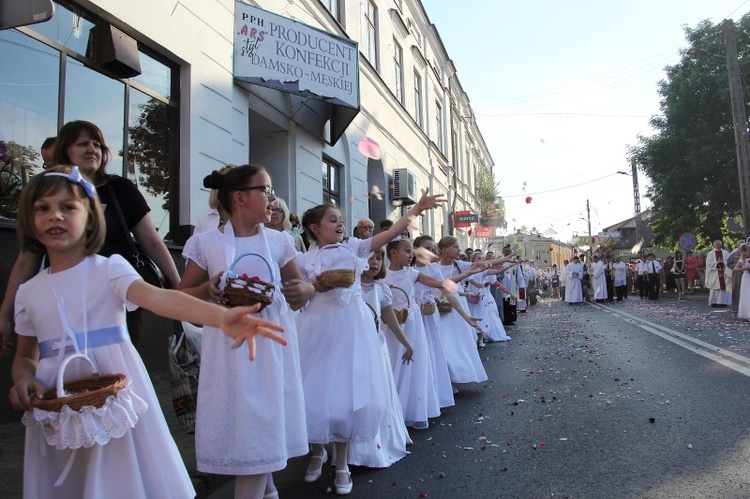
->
xmin=734 ymin=243 xmax=750 ymax=320
xmin=550 ymin=263 xmax=561 ymax=299
xmin=40 ymin=136 xmax=55 ymax=168
xmin=560 ymin=259 xmax=569 ymax=300
xmin=180 ymin=165 xmax=313 ymax=498
xmin=685 ymin=250 xmax=698 ymax=293
xmin=565 ymin=256 xmax=584 ymax=304
xmin=267 ymin=197 xmax=307 ymax=253
xmin=10 ymin=165 xmax=284 ymax=498
xmin=590 ymin=254 xmax=607 ymax=303
xmin=353 ymin=218 xmax=375 ymax=239
xmin=645 ymin=253 xmax=663 ymax=300
xmin=612 ymin=255 xmax=628 ymax=301
xmin=673 ymin=250 xmax=687 ymax=295
xmin=705 ymin=240 xmax=732 ymax=308
xmin=727 ymin=239 xmax=744 ymax=313
xmin=635 ymin=258 xmax=647 ymax=299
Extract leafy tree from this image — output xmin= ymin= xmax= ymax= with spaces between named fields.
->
xmin=630 ymin=16 xmax=750 ymax=247
xmin=0 ymin=140 xmax=41 ymax=219
xmin=125 ymin=98 xmax=171 ymax=210
xmin=476 ymin=166 xmax=506 ymax=228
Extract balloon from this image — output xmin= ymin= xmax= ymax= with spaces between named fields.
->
xmin=525 ymin=196 xmax=532 ymax=204
xmin=549 ymin=247 xmax=554 ymax=252
xmin=357 ymin=137 xmax=382 ymax=160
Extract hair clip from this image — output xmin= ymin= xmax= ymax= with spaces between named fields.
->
xmin=44 ymin=166 xmax=96 ymax=198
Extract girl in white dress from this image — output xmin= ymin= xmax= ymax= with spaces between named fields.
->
xmin=432 ymin=236 xmax=489 ymax=385
xmin=180 ymin=165 xmax=314 ymax=499
xmin=296 ymin=189 xmax=443 ymax=495
xmin=734 ymin=243 xmax=750 ymax=319
xmin=412 ymin=235 xmax=455 ymax=409
xmin=348 ymin=249 xmax=413 ymax=467
xmin=10 ymin=166 xmax=284 ymax=499
xmin=467 ymin=253 xmax=511 ymax=343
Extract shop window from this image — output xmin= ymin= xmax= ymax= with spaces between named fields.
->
xmin=0 ymin=1 xmax=179 ymax=241
xmin=322 ymin=157 xmax=341 ymax=206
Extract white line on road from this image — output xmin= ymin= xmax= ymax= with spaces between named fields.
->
xmin=589 ymin=302 xmax=750 ymax=378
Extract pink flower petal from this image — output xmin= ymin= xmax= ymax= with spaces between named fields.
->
xmin=358 ymin=137 xmax=382 ymax=160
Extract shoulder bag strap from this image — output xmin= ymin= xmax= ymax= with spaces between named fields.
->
xmin=107 ymin=180 xmax=143 ymax=267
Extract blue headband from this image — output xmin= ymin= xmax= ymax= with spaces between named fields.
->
xmin=44 ymin=166 xmax=96 ymax=198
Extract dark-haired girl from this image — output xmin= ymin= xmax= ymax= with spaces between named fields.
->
xmin=179 ymin=165 xmax=314 ymax=499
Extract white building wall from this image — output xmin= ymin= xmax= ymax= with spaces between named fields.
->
xmin=84 ymin=0 xmax=494 ymax=240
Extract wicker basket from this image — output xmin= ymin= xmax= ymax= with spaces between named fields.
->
xmin=390 ymin=285 xmax=410 ymax=324
xmin=419 ymin=301 xmax=436 ymax=316
xmin=437 ymin=299 xmax=453 ymax=314
xmin=224 ymin=252 xmax=275 ymax=311
xmin=317 ymin=269 xmax=356 ymax=289
xmin=32 ymin=353 xmax=127 ymax=412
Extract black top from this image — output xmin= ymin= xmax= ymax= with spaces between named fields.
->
xmin=96 ymin=175 xmax=150 ymax=257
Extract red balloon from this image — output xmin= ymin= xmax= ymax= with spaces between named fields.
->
xmin=549 ymin=247 xmax=554 ymax=252
xmin=525 ymin=196 xmax=532 ymax=204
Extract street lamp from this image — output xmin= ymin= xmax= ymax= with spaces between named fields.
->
xmin=688 ymin=20 xmax=750 ymax=235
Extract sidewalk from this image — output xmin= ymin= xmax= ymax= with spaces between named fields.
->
xmin=0 ymin=379 xmax=230 ymax=498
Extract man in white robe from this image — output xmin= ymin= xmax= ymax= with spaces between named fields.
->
xmin=565 ymin=256 xmax=584 ymax=303
xmin=590 ymin=254 xmax=607 ymax=302
xmin=706 ymin=239 xmax=732 ymax=307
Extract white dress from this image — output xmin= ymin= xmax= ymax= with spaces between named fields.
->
xmin=737 ymin=258 xmax=750 ymax=319
xmin=183 ymin=224 xmax=308 ymax=475
xmin=15 ymin=255 xmax=194 ymax=499
xmin=432 ymin=262 xmax=488 ymax=384
xmin=590 ymin=261 xmax=607 ymax=300
xmin=295 ymin=238 xmax=387 ymax=443
xmin=414 ymin=264 xmax=455 ymax=408
xmin=468 ymin=272 xmax=510 ymax=342
xmin=565 ymin=263 xmax=584 ymax=303
xmin=383 ymin=267 xmax=441 ymax=429
xmin=348 ymin=281 xmax=411 ymax=467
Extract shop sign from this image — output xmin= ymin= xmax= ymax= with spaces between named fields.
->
xmin=454 ymin=211 xmax=478 ymax=227
xmin=475 ymin=226 xmax=495 ymax=238
xmin=234 ymin=2 xmax=359 ymax=109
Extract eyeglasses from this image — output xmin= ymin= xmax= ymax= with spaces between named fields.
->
xmin=238 ymin=185 xmax=275 ymax=198
xmin=271 ymin=208 xmax=283 ymax=213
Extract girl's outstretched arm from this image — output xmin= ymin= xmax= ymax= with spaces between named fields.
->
xmin=444 ymin=293 xmax=482 ymax=332
xmin=128 ymin=280 xmax=285 ymax=360
xmin=380 ymin=305 xmax=414 ymax=364
xmin=369 ymin=188 xmax=445 ymax=251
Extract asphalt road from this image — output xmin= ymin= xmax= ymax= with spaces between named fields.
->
xmin=208 ymin=293 xmax=750 ymax=499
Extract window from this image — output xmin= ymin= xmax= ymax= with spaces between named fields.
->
xmin=322 ymin=157 xmax=341 ymax=205
xmin=435 ymin=100 xmax=443 ymax=152
xmin=0 ymin=1 xmax=179 ymax=239
xmin=393 ymin=39 xmax=404 ymax=104
xmin=322 ymin=0 xmax=340 ymax=22
xmin=413 ymin=71 xmax=422 ymax=127
xmin=363 ymin=0 xmax=378 ymax=69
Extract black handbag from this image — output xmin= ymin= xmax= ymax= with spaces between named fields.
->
xmin=107 ymin=182 xmax=167 ymax=288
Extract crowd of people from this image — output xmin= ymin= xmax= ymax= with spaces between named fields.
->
xmin=2 ymin=126 xmax=540 ymax=499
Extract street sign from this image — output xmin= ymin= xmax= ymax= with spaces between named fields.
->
xmin=679 ymin=232 xmax=697 ymax=250
xmin=454 ymin=211 xmax=478 ymax=227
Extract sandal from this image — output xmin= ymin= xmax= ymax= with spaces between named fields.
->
xmin=334 ymin=468 xmax=353 ymax=495
xmin=304 ymin=447 xmax=328 ymax=483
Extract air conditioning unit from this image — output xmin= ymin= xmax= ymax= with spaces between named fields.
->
xmin=392 ymin=168 xmax=418 ymax=205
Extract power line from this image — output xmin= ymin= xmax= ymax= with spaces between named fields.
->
xmin=501 ymin=173 xmax=620 ymax=198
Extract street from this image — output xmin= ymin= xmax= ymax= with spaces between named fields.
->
xmin=242 ymin=293 xmax=750 ymax=499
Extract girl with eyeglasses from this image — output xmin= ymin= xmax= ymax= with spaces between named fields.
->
xmin=179 ymin=164 xmax=315 ymax=499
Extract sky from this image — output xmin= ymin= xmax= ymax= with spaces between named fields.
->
xmin=422 ymin=0 xmax=750 ymax=243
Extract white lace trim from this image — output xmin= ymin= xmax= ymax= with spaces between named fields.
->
xmin=23 ymin=383 xmax=148 ymax=450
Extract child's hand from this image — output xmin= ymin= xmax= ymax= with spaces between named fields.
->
xmin=402 ymin=345 xmax=414 ymax=364
xmin=208 ymin=272 xmax=225 ymax=304
xmin=468 ymin=262 xmax=486 ymax=274
xmin=9 ymin=376 xmax=44 ymax=412
xmin=220 ymin=304 xmax=287 ymax=360
xmin=415 ymin=188 xmax=446 ymax=212
xmin=466 ymin=316 xmax=482 ymax=332
xmin=281 ymin=279 xmax=315 ymax=309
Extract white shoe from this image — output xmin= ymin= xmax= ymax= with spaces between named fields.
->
xmin=304 ymin=447 xmax=328 ymax=483
xmin=334 ymin=469 xmax=353 ymax=495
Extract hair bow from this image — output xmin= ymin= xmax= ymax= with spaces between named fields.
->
xmin=45 ymin=166 xmax=96 ymax=198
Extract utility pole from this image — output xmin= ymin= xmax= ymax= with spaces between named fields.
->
xmin=586 ymin=199 xmax=592 ymax=257
xmin=630 ymin=157 xmax=644 ymax=251
xmin=723 ymin=19 xmax=750 ymax=235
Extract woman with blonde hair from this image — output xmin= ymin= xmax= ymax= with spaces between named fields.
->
xmin=267 ymin=197 xmax=306 ymax=252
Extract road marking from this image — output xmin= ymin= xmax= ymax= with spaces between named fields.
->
xmin=590 ymin=302 xmax=750 ymax=378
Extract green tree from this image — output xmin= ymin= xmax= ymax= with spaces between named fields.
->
xmin=630 ymin=16 xmax=750 ymax=247
xmin=476 ymin=166 xmax=506 ymax=228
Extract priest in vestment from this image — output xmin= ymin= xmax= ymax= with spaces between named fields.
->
xmin=612 ymin=255 xmax=628 ymax=302
xmin=590 ymin=254 xmax=607 ymax=302
xmin=565 ymin=256 xmax=584 ymax=303
xmin=705 ymin=239 xmax=733 ymax=307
